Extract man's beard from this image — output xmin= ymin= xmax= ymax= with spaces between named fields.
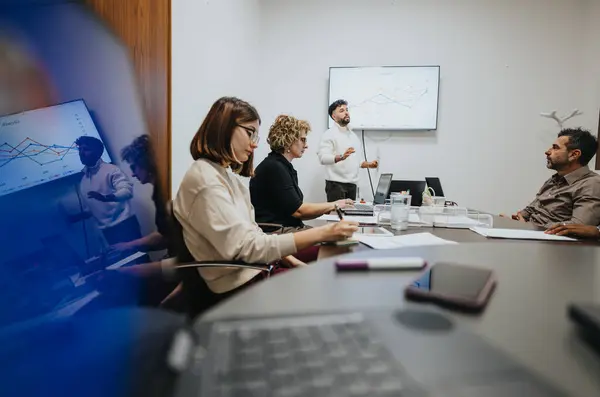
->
xmin=338 ymin=118 xmax=350 ymax=127
xmin=547 ymin=158 xmax=566 ymax=171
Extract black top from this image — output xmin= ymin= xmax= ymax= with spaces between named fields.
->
xmin=250 ymin=151 xmax=304 ymax=228
xmin=152 ymin=185 xmax=175 ymax=256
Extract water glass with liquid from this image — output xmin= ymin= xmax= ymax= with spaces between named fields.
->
xmin=390 ymin=194 xmax=411 ymax=231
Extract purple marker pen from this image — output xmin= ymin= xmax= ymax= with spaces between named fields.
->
xmin=336 ymin=257 xmax=427 ymax=271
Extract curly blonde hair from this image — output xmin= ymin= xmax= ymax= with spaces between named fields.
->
xmin=267 ymin=115 xmax=311 ymax=153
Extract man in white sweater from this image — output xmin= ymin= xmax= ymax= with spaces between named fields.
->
xmin=71 ymin=135 xmax=141 ymax=245
xmin=317 ymin=99 xmax=378 ymax=201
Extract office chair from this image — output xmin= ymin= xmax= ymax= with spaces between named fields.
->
xmin=388 ymin=180 xmax=427 ymax=206
xmin=257 ymin=223 xmax=285 ymax=234
xmin=168 ymin=205 xmax=273 ymax=318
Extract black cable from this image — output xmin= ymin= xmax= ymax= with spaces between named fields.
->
xmin=74 ymin=183 xmax=90 ymax=258
xmin=362 ymin=129 xmax=375 ymax=199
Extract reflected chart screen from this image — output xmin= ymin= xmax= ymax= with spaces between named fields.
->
xmin=0 ymin=100 xmax=111 ymax=197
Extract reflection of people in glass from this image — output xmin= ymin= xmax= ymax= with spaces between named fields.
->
xmin=72 ymin=135 xmax=142 ymax=245
xmin=112 ymin=134 xmax=170 ymax=254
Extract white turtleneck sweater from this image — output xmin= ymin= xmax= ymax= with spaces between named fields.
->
xmin=317 ymin=123 xmax=363 ymax=184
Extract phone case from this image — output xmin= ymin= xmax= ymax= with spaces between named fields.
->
xmin=404 ymin=266 xmax=496 ymax=312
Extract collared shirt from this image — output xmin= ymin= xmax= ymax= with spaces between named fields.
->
xmin=521 ymin=166 xmax=600 ymax=227
xmin=79 ymin=159 xmax=133 ymax=229
xmin=317 ymin=123 xmax=362 ymax=184
xmin=250 ymin=151 xmax=304 ymax=228
xmin=173 ymin=158 xmax=296 ymax=294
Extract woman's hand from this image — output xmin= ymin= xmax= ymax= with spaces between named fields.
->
xmin=545 ymin=223 xmax=600 ymax=238
xmin=109 ymin=241 xmax=135 ymax=253
xmin=334 ymin=199 xmax=354 ymax=209
xmin=282 ymin=255 xmax=308 ymax=267
xmin=319 ymin=220 xmax=359 ymax=242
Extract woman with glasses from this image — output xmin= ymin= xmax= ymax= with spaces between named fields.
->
xmin=250 ymin=115 xmax=354 ymax=232
xmin=173 ymin=97 xmax=358 ymax=295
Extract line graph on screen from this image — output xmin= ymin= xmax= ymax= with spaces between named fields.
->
xmin=352 ymin=88 xmax=429 ymax=110
xmin=0 ymin=138 xmax=77 ymax=168
xmin=328 ymin=66 xmax=440 ymax=130
xmin=0 ymin=99 xmax=111 ymax=197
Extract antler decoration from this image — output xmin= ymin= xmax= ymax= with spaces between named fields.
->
xmin=540 ymin=109 xmax=583 ymax=128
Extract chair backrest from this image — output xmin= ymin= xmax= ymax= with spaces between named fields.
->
xmin=388 ymin=180 xmax=427 ymax=206
xmin=257 ymin=223 xmax=284 ymax=234
xmin=169 ymin=203 xmax=195 ymax=263
xmin=169 ymin=203 xmax=220 ymax=317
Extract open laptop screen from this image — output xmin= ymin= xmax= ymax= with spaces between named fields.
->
xmin=373 ymin=173 xmax=393 ymax=204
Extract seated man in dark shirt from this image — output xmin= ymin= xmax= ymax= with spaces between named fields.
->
xmin=250 ymin=115 xmax=353 ymax=230
xmin=506 ymin=128 xmax=600 ymax=228
xmin=110 ymin=135 xmax=179 ymax=306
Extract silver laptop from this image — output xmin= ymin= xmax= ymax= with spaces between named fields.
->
xmin=345 ymin=173 xmax=393 ymax=215
xmin=173 ymin=308 xmax=566 ymax=396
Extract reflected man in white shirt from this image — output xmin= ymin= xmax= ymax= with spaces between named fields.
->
xmin=73 ymin=136 xmax=142 ymax=245
xmin=317 ymin=99 xmax=378 ymax=201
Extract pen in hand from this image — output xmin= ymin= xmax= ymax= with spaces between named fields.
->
xmin=334 ymin=203 xmax=344 ymax=220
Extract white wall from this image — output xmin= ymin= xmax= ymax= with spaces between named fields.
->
xmin=581 ymin=0 xmax=600 ymax=140
xmin=257 ymin=0 xmax=595 ymax=214
xmin=171 ymin=0 xmax=261 ymax=195
xmin=172 ymin=0 xmax=598 ymax=215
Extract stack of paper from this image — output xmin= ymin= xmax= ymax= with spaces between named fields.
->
xmin=355 ymin=232 xmax=457 ymax=249
xmin=470 ymin=227 xmax=577 ymax=242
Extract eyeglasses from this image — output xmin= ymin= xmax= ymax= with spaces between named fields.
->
xmin=237 ymin=124 xmax=259 ymax=144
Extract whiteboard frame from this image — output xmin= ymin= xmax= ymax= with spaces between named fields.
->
xmin=327 ymin=65 xmax=441 ymax=131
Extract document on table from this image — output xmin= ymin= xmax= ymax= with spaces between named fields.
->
xmin=470 ymin=227 xmax=577 ymax=242
xmin=355 ymin=232 xmax=457 ymax=249
xmin=104 ymin=251 xmax=147 ymax=270
xmin=318 ymin=214 xmax=378 ymax=225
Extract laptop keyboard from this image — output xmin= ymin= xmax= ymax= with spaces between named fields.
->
xmin=351 ymin=203 xmax=374 ymax=211
xmin=205 ymin=313 xmax=422 ymax=396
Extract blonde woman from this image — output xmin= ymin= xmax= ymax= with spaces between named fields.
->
xmin=250 ymin=114 xmax=353 ymax=231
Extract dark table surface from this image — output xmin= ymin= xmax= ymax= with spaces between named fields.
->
xmin=200 ymin=215 xmax=600 ymax=396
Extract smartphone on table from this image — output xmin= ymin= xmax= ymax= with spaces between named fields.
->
xmin=404 ymin=262 xmax=496 ymax=313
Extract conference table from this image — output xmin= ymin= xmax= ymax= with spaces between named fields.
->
xmin=200 ymin=215 xmax=600 ymax=397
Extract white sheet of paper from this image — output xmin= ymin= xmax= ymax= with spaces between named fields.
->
xmin=54 ymin=291 xmax=101 ymax=317
xmin=105 ymin=251 xmax=147 ymax=270
xmin=355 ymin=232 xmax=457 ymax=249
xmin=318 ymin=214 xmax=378 ymax=225
xmin=470 ymin=227 xmax=577 ymax=242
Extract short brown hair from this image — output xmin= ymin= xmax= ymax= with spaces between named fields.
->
xmin=189 ymin=97 xmax=260 ymax=177
xmin=121 ymin=134 xmax=157 ymax=175
xmin=267 ymin=115 xmax=311 ymax=153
